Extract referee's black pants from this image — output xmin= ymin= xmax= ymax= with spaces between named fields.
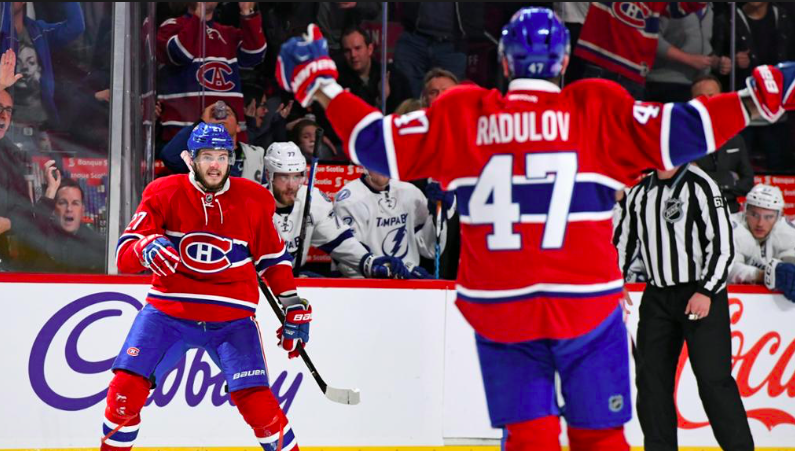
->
xmin=636 ymin=283 xmax=754 ymax=451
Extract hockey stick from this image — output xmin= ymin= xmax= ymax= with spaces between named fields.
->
xmin=257 ymin=277 xmax=361 ymax=405
xmin=293 ymin=126 xmax=324 ymax=276
xmin=434 ymin=200 xmax=443 ymax=279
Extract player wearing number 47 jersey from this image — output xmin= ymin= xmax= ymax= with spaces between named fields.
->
xmin=277 ymin=6 xmax=795 ymax=451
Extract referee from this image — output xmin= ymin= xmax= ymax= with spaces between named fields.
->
xmin=614 ymin=164 xmax=753 ymax=451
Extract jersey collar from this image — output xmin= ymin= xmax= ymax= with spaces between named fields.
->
xmin=508 ymin=79 xmax=561 ymax=94
xmin=188 ymin=172 xmax=231 ymax=197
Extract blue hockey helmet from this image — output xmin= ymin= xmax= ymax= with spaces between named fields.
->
xmin=499 ymin=7 xmax=570 ymax=79
xmin=187 ymin=122 xmax=234 ymax=159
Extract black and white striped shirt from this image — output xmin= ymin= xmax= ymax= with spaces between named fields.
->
xmin=614 ymin=165 xmax=734 ymax=295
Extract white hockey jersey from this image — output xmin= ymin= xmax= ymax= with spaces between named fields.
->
xmin=730 ymin=212 xmax=795 ymax=284
xmin=237 ymin=142 xmax=266 ymax=184
xmin=333 ymin=176 xmax=446 ymax=274
xmin=273 ymin=185 xmax=368 ymax=274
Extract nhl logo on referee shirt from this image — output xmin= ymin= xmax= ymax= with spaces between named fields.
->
xmin=663 ymin=198 xmax=684 ymax=223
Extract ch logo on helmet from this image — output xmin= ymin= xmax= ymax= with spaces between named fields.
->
xmin=179 ymin=232 xmax=234 ymax=273
xmin=197 ymin=61 xmax=234 ymax=92
xmin=382 ymin=225 xmax=409 ymax=259
xmin=611 ymin=2 xmax=651 ymax=29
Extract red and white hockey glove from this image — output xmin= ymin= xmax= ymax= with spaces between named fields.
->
xmin=276 ymin=24 xmax=339 ymax=108
xmin=133 ymin=234 xmax=180 ymax=277
xmin=276 ymin=298 xmax=312 ymax=359
xmin=778 ymin=61 xmax=795 ymax=110
xmin=745 ymin=64 xmax=786 ymax=123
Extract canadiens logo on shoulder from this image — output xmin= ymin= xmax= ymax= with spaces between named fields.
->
xmin=126 ymin=347 xmax=140 ymax=357
xmin=179 ymin=232 xmax=236 ymax=274
xmin=611 ymin=2 xmax=652 ymax=29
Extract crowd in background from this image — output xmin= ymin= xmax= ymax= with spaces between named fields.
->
xmin=0 ymin=2 xmax=794 ymax=282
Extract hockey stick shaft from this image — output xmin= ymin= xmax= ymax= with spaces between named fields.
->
xmin=257 ymin=277 xmax=328 ymax=393
xmin=293 ymin=127 xmax=324 ymax=276
xmin=434 ymin=200 xmax=442 ymax=279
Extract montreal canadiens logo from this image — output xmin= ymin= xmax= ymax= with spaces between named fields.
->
xmin=179 ymin=232 xmax=234 ymax=274
xmin=127 ymin=347 xmax=140 ymax=357
xmin=197 ymin=61 xmax=234 ymax=91
xmin=611 ymin=2 xmax=651 ymax=29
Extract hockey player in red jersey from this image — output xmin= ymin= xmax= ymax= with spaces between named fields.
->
xmin=100 ymin=123 xmax=308 ymax=451
xmin=276 ymin=7 xmax=795 ymax=451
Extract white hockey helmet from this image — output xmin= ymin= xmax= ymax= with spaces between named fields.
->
xmin=264 ymin=142 xmax=307 ymax=186
xmin=745 ymin=184 xmax=784 ymax=212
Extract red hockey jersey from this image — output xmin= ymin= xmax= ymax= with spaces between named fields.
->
xmin=574 ymin=2 xmax=706 ymax=84
xmin=116 ymin=174 xmax=295 ymax=322
xmin=325 ymin=78 xmax=749 ymax=342
xmin=156 ymin=13 xmax=267 ymax=142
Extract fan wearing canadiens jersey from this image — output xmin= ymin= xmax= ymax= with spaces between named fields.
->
xmin=276 ymin=7 xmax=795 ymax=451
xmin=264 ymin=141 xmax=408 ymax=279
xmin=100 ymin=123 xmax=308 ymax=451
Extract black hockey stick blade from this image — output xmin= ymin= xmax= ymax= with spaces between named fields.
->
xmin=258 ymin=278 xmax=360 ymax=405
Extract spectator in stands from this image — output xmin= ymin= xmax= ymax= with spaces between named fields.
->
xmin=692 ymin=75 xmax=754 ymax=213
xmin=32 ymin=161 xmax=103 ymax=273
xmin=156 ymin=2 xmax=266 ymax=143
xmin=393 ymin=3 xmax=484 ymax=98
xmin=317 ymin=2 xmax=381 ymax=59
xmin=291 ymin=118 xmax=337 ymax=161
xmin=0 ymin=88 xmax=36 ymax=271
xmin=729 ymin=185 xmax=795 ymax=302
xmin=337 ymin=27 xmax=411 ymax=113
xmin=575 ymin=3 xmax=707 ymax=99
xmin=713 ymin=2 xmax=792 ymax=90
xmin=160 ymin=102 xmax=268 ymax=184
xmin=554 ymin=2 xmax=589 ymax=85
xmin=0 ymin=2 xmax=85 ymax=152
xmin=243 ymin=84 xmax=290 ymax=151
xmin=713 ymin=2 xmax=793 ymax=172
xmin=333 ymin=170 xmax=451 ymax=279
xmin=646 ymin=3 xmax=717 ymax=103
xmin=421 ymin=68 xmax=458 ymax=107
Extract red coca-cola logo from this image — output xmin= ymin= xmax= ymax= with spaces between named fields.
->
xmin=675 ymin=298 xmax=795 ymax=430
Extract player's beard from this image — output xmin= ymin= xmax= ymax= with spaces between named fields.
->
xmin=193 ymin=164 xmax=231 ymax=193
xmin=274 ymin=187 xmax=298 ymax=207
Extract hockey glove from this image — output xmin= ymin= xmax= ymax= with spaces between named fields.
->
xmin=765 ymin=259 xmax=795 ymax=302
xmin=133 ymin=234 xmax=180 ymax=277
xmin=779 ymin=62 xmax=795 ymax=110
xmin=745 ymin=64 xmax=786 ymax=123
xmin=405 ymin=262 xmax=434 ymax=279
xmin=276 ymin=24 xmax=339 ymax=108
xmin=361 ymin=253 xmax=409 ymax=279
xmin=277 ymin=298 xmax=312 ymax=359
xmin=425 ymin=181 xmax=456 ymax=220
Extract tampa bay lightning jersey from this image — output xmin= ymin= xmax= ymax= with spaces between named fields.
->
xmin=273 ymin=185 xmax=368 ymax=274
xmin=333 ymin=176 xmax=445 ymax=271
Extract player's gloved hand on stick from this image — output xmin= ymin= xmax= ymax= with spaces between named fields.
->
xmin=765 ymin=259 xmax=795 ymax=302
xmin=133 ymin=234 xmax=180 ymax=277
xmin=405 ymin=262 xmax=434 ymax=279
xmin=361 ymin=253 xmax=409 ymax=279
xmin=277 ymin=297 xmax=312 ymax=358
xmin=425 ymin=181 xmax=456 ymax=220
xmin=744 ymin=63 xmax=795 ymax=123
xmin=276 ymin=24 xmax=339 ymax=108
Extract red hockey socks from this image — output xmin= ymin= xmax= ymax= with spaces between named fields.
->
xmin=232 ymin=386 xmax=299 ymax=451
xmin=100 ymin=371 xmax=151 ymax=451
xmin=567 ymin=426 xmax=629 ymax=451
xmin=504 ymin=416 xmax=562 ymax=451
